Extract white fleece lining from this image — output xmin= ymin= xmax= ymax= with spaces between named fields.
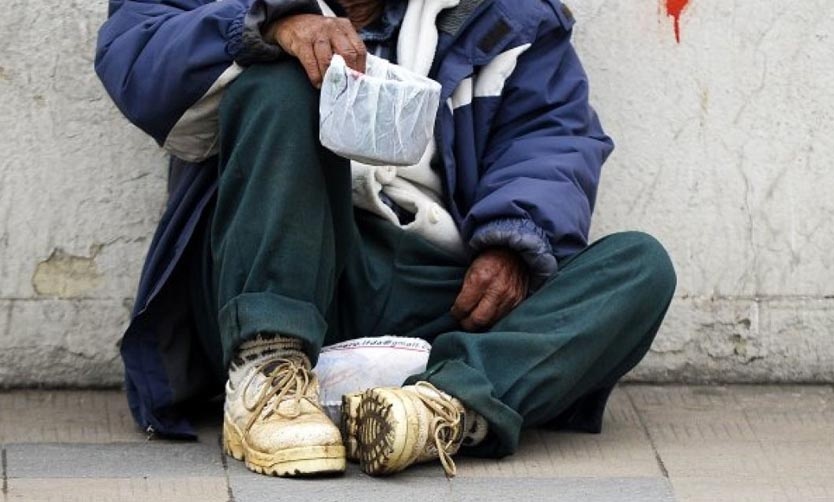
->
xmin=473 ymin=43 xmax=531 ymax=98
xmin=448 ymin=44 xmax=533 ymax=111
xmin=450 ymin=77 xmax=474 ymax=109
xmin=163 ymin=63 xmax=243 ymax=162
xmin=397 ymin=0 xmax=461 ymax=77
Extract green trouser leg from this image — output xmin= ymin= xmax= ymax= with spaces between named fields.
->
xmin=210 ymin=62 xmax=357 ymax=366
xmin=199 ymin=61 xmax=676 ymax=460
xmin=207 ymin=61 xmax=468 ymax=369
xmin=404 ymin=232 xmax=676 ymax=457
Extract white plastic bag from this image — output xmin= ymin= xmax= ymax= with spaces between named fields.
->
xmin=319 ymin=54 xmax=442 ymax=166
xmin=314 ymin=336 xmax=431 ymax=423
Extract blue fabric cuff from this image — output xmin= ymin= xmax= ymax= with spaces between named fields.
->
xmin=228 ymin=0 xmax=322 ymax=66
xmin=469 ymin=218 xmax=558 ymax=290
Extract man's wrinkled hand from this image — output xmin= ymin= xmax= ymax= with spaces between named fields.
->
xmin=451 ymin=248 xmax=529 ymax=332
xmin=269 ymin=14 xmax=367 ymax=88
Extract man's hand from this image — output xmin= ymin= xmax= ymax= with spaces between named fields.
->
xmin=451 ymin=248 xmax=530 ymax=332
xmin=268 ymin=14 xmax=367 ymax=88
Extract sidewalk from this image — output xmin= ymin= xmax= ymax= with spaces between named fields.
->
xmin=1 ymin=385 xmax=832 ymax=501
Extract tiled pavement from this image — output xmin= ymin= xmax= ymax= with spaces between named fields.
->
xmin=1 ymin=385 xmax=833 ymax=501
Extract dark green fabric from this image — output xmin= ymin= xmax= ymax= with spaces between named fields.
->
xmin=190 ymin=61 xmax=676 ymax=459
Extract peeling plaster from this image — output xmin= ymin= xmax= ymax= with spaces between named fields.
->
xmin=32 ymin=246 xmax=104 ymax=299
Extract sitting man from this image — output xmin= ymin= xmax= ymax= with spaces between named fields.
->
xmin=95 ymin=0 xmax=676 ymax=478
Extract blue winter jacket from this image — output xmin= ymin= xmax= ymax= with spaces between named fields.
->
xmin=95 ymin=0 xmax=613 ymax=438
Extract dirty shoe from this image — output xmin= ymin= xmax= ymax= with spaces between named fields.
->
xmin=340 ymin=391 xmax=363 ymax=461
xmin=344 ymin=382 xmax=480 ymax=477
xmin=223 ymin=336 xmax=346 ymax=477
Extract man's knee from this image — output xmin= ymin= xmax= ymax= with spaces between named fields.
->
xmin=220 ymin=61 xmax=318 ymax=125
xmin=614 ymin=231 xmax=677 ymax=301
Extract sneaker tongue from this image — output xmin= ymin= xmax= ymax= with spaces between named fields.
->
xmin=260 ymin=360 xmax=282 ymax=376
xmin=258 ymin=356 xmax=311 ymax=375
xmin=243 ymin=358 xmax=320 ymax=418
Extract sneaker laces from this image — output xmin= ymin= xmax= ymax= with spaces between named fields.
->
xmin=413 ymin=382 xmax=462 ymax=477
xmin=242 ymin=355 xmax=318 ymax=432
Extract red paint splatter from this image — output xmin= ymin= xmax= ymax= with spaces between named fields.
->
xmin=666 ymin=0 xmax=690 ymax=43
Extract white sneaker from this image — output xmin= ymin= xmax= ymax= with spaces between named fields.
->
xmin=222 ymin=336 xmax=346 ymax=477
xmin=341 ymin=382 xmax=485 ymax=477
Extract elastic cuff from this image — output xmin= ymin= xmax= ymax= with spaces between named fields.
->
xmin=218 ymin=292 xmax=327 ymax=367
xmin=469 ymin=218 xmax=558 ymax=290
xmin=405 ymin=359 xmax=523 ymax=458
xmin=225 ymin=9 xmax=249 ymax=60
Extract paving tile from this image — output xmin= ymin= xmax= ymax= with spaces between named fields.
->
xmin=0 ymin=391 xmax=138 ymax=444
xmin=227 ymin=461 xmax=449 ymax=501
xmin=671 ymin=476 xmax=791 ymax=502
xmin=226 ymin=461 xmax=674 ymax=502
xmin=730 ymin=386 xmax=834 ymax=412
xmin=2 ymin=386 xmax=833 ymax=502
xmin=757 ymin=440 xmax=834 ymax=478
xmin=744 ymin=410 xmax=834 ymax=442
xmin=627 ymin=385 xmax=742 ymax=411
xmin=628 ymin=385 xmax=834 ymax=416
xmin=627 ymin=385 xmax=834 ymax=445
xmin=626 ymin=385 xmax=759 ymax=441
xmin=629 ymin=385 xmax=834 ymax=502
xmin=739 ymin=392 xmax=834 ymax=442
xmin=650 ymin=440 xmax=774 ymax=477
xmin=776 ymin=477 xmax=834 ymax=501
xmin=6 ymin=442 xmax=224 ymax=479
xmin=0 ymin=390 xmax=224 ymax=447
xmin=627 ymin=386 xmax=773 ymax=477
xmin=391 ymin=387 xmax=661 ymax=479
xmin=720 ymin=386 xmax=834 ymax=442
xmin=5 ymin=477 xmax=229 ymax=502
xmin=451 ymin=427 xmax=661 ymax=478
xmin=670 ymin=476 xmax=834 ymax=502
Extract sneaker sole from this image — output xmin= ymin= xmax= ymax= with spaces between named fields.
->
xmin=223 ymin=416 xmax=346 ymax=477
xmin=340 ymin=393 xmax=362 ymax=462
xmin=351 ymin=388 xmax=421 ymax=476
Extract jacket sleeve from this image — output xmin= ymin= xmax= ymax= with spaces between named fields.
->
xmin=463 ymin=11 xmax=614 ymax=288
xmin=95 ymin=0 xmax=320 ymax=160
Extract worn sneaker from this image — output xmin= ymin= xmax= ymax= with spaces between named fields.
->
xmin=223 ymin=336 xmax=346 ymax=477
xmin=342 ymin=382 xmax=473 ymax=477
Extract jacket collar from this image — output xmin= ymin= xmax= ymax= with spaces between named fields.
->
xmin=437 ymin=0 xmax=489 ymax=36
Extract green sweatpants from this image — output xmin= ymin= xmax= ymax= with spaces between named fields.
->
xmin=189 ymin=62 xmax=676 ymax=458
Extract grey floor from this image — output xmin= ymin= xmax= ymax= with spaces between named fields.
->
xmin=1 ymin=385 xmax=833 ymax=501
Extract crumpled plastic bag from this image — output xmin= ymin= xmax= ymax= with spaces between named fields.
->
xmin=314 ymin=336 xmax=431 ymax=423
xmin=319 ymin=54 xmax=442 ymax=166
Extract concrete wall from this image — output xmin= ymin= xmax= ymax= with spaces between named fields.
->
xmin=0 ymin=0 xmax=832 ymax=387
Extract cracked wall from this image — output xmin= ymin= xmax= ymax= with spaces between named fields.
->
xmin=0 ymin=0 xmax=833 ymax=386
